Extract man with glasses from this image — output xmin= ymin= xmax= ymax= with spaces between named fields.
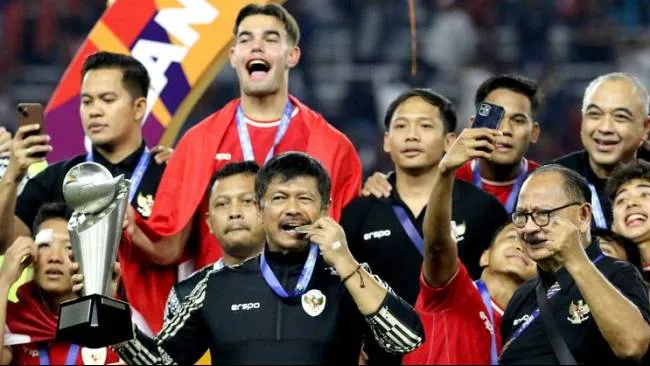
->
xmin=500 ymin=164 xmax=650 ymax=364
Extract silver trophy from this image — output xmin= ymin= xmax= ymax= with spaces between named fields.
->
xmin=56 ymin=162 xmax=133 ymax=347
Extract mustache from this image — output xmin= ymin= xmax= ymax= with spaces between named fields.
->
xmin=523 ymin=234 xmax=546 ymax=245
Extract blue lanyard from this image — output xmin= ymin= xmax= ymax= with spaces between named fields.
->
xmin=259 ymin=244 xmax=318 ymax=298
xmin=38 ymin=343 xmax=80 ymax=365
xmin=86 ymin=147 xmax=151 ymax=203
xmin=588 ymin=184 xmax=607 ymax=229
xmin=502 ymin=254 xmax=605 ymax=353
xmin=392 ymin=205 xmax=424 ymax=255
xmin=472 ymin=159 xmax=527 ymax=214
xmin=236 ymin=101 xmax=293 ymax=163
xmin=475 ymin=279 xmax=498 ymax=365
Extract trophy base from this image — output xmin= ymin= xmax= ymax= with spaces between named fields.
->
xmin=56 ymin=294 xmax=133 ymax=348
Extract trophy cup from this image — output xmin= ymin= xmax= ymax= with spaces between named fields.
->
xmin=56 ymin=162 xmax=133 ymax=347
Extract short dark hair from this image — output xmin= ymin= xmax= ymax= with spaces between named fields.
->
xmin=33 ymin=203 xmax=73 ymax=235
xmin=209 ymin=161 xmax=260 ymax=196
xmin=593 ymin=228 xmax=642 ymax=272
xmin=487 ymin=222 xmax=515 ymax=249
xmin=255 ymin=152 xmax=331 ymax=209
xmin=530 ymin=164 xmax=592 ymax=203
xmin=606 ymin=160 xmax=650 ymax=201
xmin=384 ymin=88 xmax=457 ymax=132
xmin=81 ymin=51 xmax=150 ymax=99
xmin=234 ymin=3 xmax=300 ymax=46
xmin=474 ymin=74 xmax=543 ymax=116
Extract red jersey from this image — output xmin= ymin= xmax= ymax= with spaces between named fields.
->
xmin=9 ymin=343 xmax=120 ymax=365
xmin=456 ymin=158 xmax=539 ymax=207
xmin=4 ymin=282 xmax=120 ymax=365
xmin=126 ymin=95 xmax=362 ymax=333
xmin=403 ymin=261 xmax=503 ymax=365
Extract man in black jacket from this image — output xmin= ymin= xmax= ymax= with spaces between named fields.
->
xmin=553 ymin=73 xmax=650 ymax=229
xmin=112 ymin=152 xmax=424 ymax=365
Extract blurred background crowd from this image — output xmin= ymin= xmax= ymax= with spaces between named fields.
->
xmin=1 ymin=0 xmax=650 ymax=175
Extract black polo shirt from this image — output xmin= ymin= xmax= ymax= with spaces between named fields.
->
xmin=340 ymin=174 xmax=509 ymax=305
xmin=500 ymin=242 xmax=650 ymax=365
xmin=16 ymin=142 xmax=165 ymax=229
xmin=552 ymin=150 xmax=612 ymax=228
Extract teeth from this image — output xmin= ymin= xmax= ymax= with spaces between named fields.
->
xmin=627 ymin=214 xmax=647 ymax=223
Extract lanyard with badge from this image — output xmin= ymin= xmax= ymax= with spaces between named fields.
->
xmin=38 ymin=343 xmax=79 ymax=365
xmin=392 ymin=205 xmax=424 ymax=255
xmin=86 ymin=148 xmax=151 ymax=204
xmin=259 ymin=243 xmax=319 ymax=298
xmin=236 ymin=101 xmax=293 ymax=163
xmin=475 ymin=279 xmax=498 ymax=365
xmin=588 ymin=184 xmax=607 ymax=229
xmin=472 ymin=159 xmax=527 ymax=214
xmin=501 ymin=254 xmax=605 ymax=355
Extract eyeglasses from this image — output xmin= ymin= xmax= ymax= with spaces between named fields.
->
xmin=511 ymin=202 xmax=581 ymax=228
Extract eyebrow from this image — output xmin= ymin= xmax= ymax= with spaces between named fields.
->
xmin=585 ymin=104 xmax=602 ymax=111
xmin=237 ymin=30 xmax=253 ymax=38
xmin=510 ymin=113 xmax=529 ymax=120
xmin=263 ymin=30 xmax=281 ymax=38
xmin=613 ymin=107 xmax=633 ymax=116
xmin=81 ymin=92 xmax=117 ymax=98
xmin=238 ymin=30 xmax=281 ymax=39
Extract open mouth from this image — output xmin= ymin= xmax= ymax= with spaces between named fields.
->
xmin=246 ymin=59 xmax=271 ymax=80
xmin=280 ymin=220 xmax=309 ymax=236
xmin=593 ymin=137 xmax=619 ymax=152
xmin=45 ymin=268 xmax=64 ymax=278
xmin=625 ymin=212 xmax=648 ymax=227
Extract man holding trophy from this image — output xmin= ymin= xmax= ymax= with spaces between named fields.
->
xmin=0 ymin=201 xmax=122 ymax=365
xmin=1 ymin=160 xmax=140 ymax=364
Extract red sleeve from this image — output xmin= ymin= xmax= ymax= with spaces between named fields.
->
xmin=415 ymin=260 xmax=475 ymax=312
xmin=138 ymin=118 xmax=217 ymax=241
xmin=329 ymin=141 xmax=362 ymax=222
xmin=527 ymin=159 xmax=540 ymax=174
xmin=454 ymin=160 xmax=473 ymax=183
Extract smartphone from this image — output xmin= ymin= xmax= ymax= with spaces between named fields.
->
xmin=16 ymin=103 xmax=46 ymax=158
xmin=473 ymin=102 xmax=505 ymax=130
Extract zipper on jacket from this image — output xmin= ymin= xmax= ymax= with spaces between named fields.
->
xmin=275 ymin=265 xmax=289 ymax=341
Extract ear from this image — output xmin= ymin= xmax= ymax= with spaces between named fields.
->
xmin=287 ymin=46 xmax=301 ymax=69
xmin=443 ymin=132 xmax=457 ymax=153
xmin=383 ymin=131 xmax=391 ymax=154
xmin=321 ymin=197 xmax=332 ymax=216
xmin=468 ymin=116 xmax=476 ymax=128
xmin=229 ymin=46 xmax=237 ymax=68
xmin=205 ymin=212 xmax=214 ymax=235
xmin=530 ymin=121 xmax=541 ymax=144
xmin=133 ymin=96 xmax=147 ymax=122
xmin=578 ymin=203 xmax=592 ymax=234
xmin=642 ymin=115 xmax=650 ymax=143
xmin=479 ymin=249 xmax=490 ymax=268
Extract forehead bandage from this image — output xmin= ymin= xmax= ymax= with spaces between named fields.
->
xmin=35 ymin=229 xmax=54 ymax=245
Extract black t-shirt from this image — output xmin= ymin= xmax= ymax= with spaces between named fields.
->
xmin=340 ymin=174 xmax=509 ymax=305
xmin=16 ymin=143 xmax=165 ymax=229
xmin=500 ymin=243 xmax=650 ymax=364
xmin=552 ymin=150 xmax=612 ymax=229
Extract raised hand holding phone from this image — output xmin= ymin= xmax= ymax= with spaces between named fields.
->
xmin=5 ymin=103 xmax=52 ymax=183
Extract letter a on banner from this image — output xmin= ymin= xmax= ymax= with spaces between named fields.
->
xmin=44 ymin=0 xmax=286 ymax=162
